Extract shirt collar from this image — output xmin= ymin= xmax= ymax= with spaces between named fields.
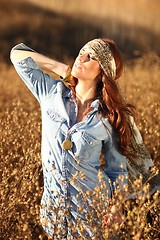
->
xmin=61 ymin=84 xmax=72 ymax=98
xmin=90 ymin=99 xmax=99 ymax=111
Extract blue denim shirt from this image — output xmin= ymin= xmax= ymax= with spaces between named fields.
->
xmin=11 ymin=44 xmax=128 ymax=238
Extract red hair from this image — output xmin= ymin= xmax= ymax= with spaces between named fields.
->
xmin=70 ymin=38 xmax=136 ymax=159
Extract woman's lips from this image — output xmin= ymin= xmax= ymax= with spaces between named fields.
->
xmin=74 ymin=62 xmax=83 ymax=69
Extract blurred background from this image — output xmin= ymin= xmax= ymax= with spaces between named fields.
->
xmin=0 ymin=0 xmax=160 ymax=63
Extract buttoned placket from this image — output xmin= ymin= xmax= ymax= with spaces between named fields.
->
xmin=60 ymin=96 xmax=78 ymax=234
xmin=60 ymin=96 xmax=96 ymax=231
xmin=61 ymin=98 xmax=99 ymax=187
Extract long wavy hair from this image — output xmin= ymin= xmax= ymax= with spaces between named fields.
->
xmin=70 ymin=38 xmax=136 ymax=159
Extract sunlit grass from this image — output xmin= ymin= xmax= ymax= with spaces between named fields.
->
xmin=0 ymin=54 xmax=160 ymax=239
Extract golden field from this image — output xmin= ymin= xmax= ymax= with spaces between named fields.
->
xmin=0 ymin=0 xmax=160 ymax=239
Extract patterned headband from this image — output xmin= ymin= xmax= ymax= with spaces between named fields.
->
xmin=84 ymin=39 xmax=116 ymax=79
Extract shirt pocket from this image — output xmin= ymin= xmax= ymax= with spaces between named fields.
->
xmin=72 ymin=131 xmax=99 ymax=160
xmin=46 ymin=108 xmax=66 ymax=137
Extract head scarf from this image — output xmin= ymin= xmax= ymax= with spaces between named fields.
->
xmin=83 ymin=38 xmax=116 ymax=79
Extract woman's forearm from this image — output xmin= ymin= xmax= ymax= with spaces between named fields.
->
xmin=10 ymin=48 xmax=71 ymax=79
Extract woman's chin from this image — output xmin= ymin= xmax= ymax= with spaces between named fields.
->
xmin=71 ymin=70 xmax=81 ymax=79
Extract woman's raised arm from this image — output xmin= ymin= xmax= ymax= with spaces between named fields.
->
xmin=10 ymin=43 xmax=71 ymax=79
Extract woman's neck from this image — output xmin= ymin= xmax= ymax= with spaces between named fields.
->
xmin=74 ymin=81 xmax=96 ymax=122
xmin=75 ymin=81 xmax=96 ymax=105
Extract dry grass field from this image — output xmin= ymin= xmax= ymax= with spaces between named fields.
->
xmin=0 ymin=0 xmax=160 ymax=239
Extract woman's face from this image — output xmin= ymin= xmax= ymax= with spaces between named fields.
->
xmin=71 ymin=45 xmax=101 ymax=83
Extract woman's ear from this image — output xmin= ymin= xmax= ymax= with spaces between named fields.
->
xmin=96 ymin=69 xmax=103 ymax=82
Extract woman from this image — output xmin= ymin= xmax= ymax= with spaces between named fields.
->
xmin=10 ymin=38 xmax=154 ymax=239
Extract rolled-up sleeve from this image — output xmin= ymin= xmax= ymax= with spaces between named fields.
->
xmin=10 ymin=43 xmax=58 ymax=103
